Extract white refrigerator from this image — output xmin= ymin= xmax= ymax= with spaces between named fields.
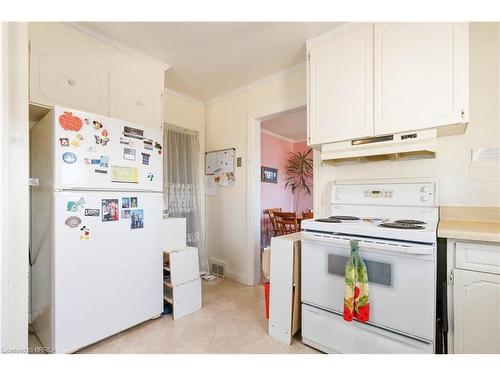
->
xmin=30 ymin=107 xmax=164 ymax=353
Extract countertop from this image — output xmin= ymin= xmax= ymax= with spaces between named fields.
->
xmin=438 ymin=206 xmax=500 ymax=243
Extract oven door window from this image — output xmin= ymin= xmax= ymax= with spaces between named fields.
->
xmin=328 ymin=254 xmax=393 ymax=287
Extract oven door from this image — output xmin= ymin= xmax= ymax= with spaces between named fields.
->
xmin=301 ymin=231 xmax=436 ymax=341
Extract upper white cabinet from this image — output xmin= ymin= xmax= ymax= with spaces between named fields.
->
xmin=374 ymin=23 xmax=469 ymax=135
xmin=30 ymin=48 xmax=109 ymax=115
xmin=308 ymin=24 xmax=374 ymax=145
xmin=307 ymin=22 xmax=469 ymax=146
xmin=29 ymin=23 xmax=168 ymax=130
xmin=109 ymin=72 xmax=164 ymax=129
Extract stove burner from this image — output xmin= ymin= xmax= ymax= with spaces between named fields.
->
xmin=379 ymin=222 xmax=425 ymax=230
xmin=315 ymin=218 xmax=342 ymax=223
xmin=394 ymin=219 xmax=426 ymax=225
xmin=329 ymin=215 xmax=360 ymax=221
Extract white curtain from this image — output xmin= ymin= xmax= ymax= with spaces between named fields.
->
xmin=164 ymin=126 xmax=208 ymax=273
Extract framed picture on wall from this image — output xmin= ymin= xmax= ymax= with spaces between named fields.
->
xmin=261 ymin=166 xmax=278 ymax=183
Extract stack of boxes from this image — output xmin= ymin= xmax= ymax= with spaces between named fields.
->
xmin=163 ymin=217 xmax=202 ymax=320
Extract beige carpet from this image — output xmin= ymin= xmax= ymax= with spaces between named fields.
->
xmin=29 ymin=278 xmax=319 ymax=354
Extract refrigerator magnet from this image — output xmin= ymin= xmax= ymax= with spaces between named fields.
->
xmin=123 ymin=148 xmax=136 ymax=161
xmin=99 ymin=156 xmax=109 ymax=168
xmin=102 ymin=199 xmax=119 ymax=222
xmin=123 ymin=126 xmax=144 ymax=139
xmin=84 ymin=158 xmax=91 ymax=166
xmin=76 ymin=133 xmax=84 ymax=141
xmin=69 ymin=140 xmax=80 ymax=148
xmin=93 ymin=120 xmax=103 ymax=129
xmin=59 ymin=112 xmax=83 ymax=132
xmin=130 ymin=209 xmax=144 ymax=229
xmin=62 ymin=152 xmax=77 ymax=164
xmin=122 ymin=197 xmax=130 ymax=208
xmin=59 ymin=138 xmax=69 ymax=147
xmin=67 ymin=197 xmax=85 ymax=212
xmin=122 ymin=209 xmax=131 ymax=219
xmin=80 ymin=226 xmax=91 ymax=240
xmin=94 ymin=135 xmax=110 ymax=146
xmin=147 ymin=172 xmax=154 ymax=181
xmin=143 ymin=139 xmax=153 ymax=150
xmin=130 ymin=197 xmax=138 ymax=208
xmin=101 ymin=129 xmax=109 ymax=137
xmin=65 ymin=216 xmax=81 ymax=228
xmin=84 ymin=208 xmax=100 ymax=217
xmin=154 ymin=142 xmax=162 ymax=155
xmin=87 ymin=146 xmax=97 ymax=153
xmin=95 ymin=169 xmax=107 ymax=174
xmin=141 ymin=153 xmax=150 ymax=165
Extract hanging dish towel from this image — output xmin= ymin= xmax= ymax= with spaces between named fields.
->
xmin=343 ymin=240 xmax=370 ymax=322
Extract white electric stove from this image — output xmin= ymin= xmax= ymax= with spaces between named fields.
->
xmin=300 ymin=179 xmax=438 ymax=354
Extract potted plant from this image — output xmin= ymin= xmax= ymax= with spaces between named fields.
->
xmin=284 ymin=148 xmax=313 ymax=211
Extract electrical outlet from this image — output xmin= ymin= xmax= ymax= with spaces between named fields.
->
xmin=237 ymin=157 xmax=242 ymax=167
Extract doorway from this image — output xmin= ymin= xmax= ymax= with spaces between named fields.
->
xmin=260 ymin=109 xmax=312 ymax=254
xmin=246 ymin=101 xmax=320 ymax=286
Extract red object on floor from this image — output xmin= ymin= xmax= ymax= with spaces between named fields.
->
xmin=264 ymin=281 xmax=270 ymax=319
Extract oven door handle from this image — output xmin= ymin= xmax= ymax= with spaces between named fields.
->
xmin=301 ymin=232 xmax=434 ymax=255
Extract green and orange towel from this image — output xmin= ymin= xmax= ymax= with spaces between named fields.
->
xmin=343 ymin=240 xmax=370 ymax=322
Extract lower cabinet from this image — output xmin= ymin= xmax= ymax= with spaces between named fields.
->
xmin=453 ymin=269 xmax=500 ymax=353
xmin=450 ymin=240 xmax=500 ymax=354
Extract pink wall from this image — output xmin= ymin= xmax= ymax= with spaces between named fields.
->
xmin=260 ymin=133 xmax=313 ymax=247
xmin=292 ymin=141 xmax=313 ymax=215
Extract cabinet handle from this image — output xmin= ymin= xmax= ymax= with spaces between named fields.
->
xmin=135 ymin=100 xmax=142 ymax=106
xmin=67 ymin=79 xmax=76 ymax=86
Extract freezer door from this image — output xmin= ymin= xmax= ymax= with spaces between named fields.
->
xmin=53 ymin=107 xmax=163 ymax=191
xmin=53 ymin=191 xmax=163 ymax=353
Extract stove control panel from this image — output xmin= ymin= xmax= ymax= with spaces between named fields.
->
xmin=363 ymin=189 xmax=393 ymax=198
xmin=332 ymin=181 xmax=437 ymax=207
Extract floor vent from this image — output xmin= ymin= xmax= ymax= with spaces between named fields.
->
xmin=210 ymin=258 xmax=227 ymax=278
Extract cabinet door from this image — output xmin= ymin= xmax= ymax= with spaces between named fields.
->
xmin=308 ymin=24 xmax=374 ymax=145
xmin=374 ymin=23 xmax=468 ymax=135
xmin=109 ymin=72 xmax=163 ymax=130
xmin=30 ymin=46 xmax=109 ymax=115
xmin=454 ymin=269 xmax=500 ymax=353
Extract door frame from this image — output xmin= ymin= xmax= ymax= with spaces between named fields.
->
xmin=245 ymin=97 xmax=322 ymax=285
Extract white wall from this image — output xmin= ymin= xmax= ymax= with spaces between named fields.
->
xmin=0 ymin=22 xmax=29 ymax=352
xmin=319 ymin=22 xmax=500 ymax=216
xmin=205 ymin=67 xmax=306 ymax=284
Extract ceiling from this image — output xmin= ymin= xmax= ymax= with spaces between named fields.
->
xmin=261 ymin=109 xmax=307 ymax=142
xmin=83 ymin=22 xmax=341 ymax=102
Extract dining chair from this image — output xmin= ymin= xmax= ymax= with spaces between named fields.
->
xmin=274 ymin=211 xmax=299 ymax=235
xmin=264 ymin=208 xmax=282 ymax=238
xmin=302 ymin=209 xmax=313 ymax=219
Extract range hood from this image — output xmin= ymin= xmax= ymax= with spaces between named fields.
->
xmin=321 ymin=129 xmax=439 ymax=165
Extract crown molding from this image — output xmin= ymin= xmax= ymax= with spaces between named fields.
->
xmin=164 ymin=88 xmax=205 ymax=107
xmin=261 ymin=129 xmax=305 ymax=144
xmin=207 ymin=62 xmax=306 ymax=106
xmin=66 ymin=22 xmax=170 ymax=71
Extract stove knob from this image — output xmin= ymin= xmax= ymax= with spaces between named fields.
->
xmin=420 ymin=195 xmax=430 ymax=202
xmin=420 ymin=185 xmax=430 ymax=193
